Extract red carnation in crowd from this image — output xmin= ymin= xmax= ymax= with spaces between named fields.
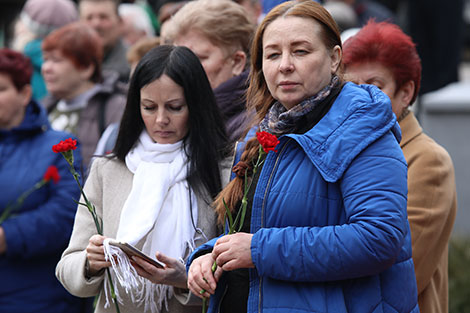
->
xmin=43 ymin=165 xmax=60 ymax=184
xmin=256 ymin=131 xmax=280 ymax=153
xmin=52 ymin=138 xmax=77 ymax=153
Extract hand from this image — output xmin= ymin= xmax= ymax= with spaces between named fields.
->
xmin=212 ymin=233 xmax=254 ymax=271
xmin=132 ymin=251 xmax=188 ymax=289
xmin=0 ymin=227 xmax=6 ymax=254
xmin=187 ymin=253 xmax=223 ymax=299
xmin=86 ymin=234 xmax=111 ymax=276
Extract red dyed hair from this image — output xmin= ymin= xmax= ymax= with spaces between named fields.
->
xmin=42 ymin=22 xmax=103 ymax=83
xmin=342 ymin=20 xmax=422 ymax=105
xmin=0 ymin=48 xmax=33 ymax=91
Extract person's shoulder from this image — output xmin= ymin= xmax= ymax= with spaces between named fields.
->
xmin=90 ymin=156 xmax=123 ymax=171
xmin=339 ymin=82 xmax=390 ymax=107
xmin=409 ymin=130 xmax=454 ymax=170
xmin=40 ymin=127 xmax=78 ymax=146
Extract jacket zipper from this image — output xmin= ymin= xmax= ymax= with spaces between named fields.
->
xmin=258 ymin=139 xmax=291 ymax=313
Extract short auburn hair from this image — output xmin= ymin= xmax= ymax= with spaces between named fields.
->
xmin=342 ymin=20 xmax=422 ymax=105
xmin=42 ymin=22 xmax=103 ymax=83
xmin=0 ymin=48 xmax=33 ymax=91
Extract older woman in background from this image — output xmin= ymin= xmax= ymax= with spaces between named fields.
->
xmin=164 ymin=0 xmax=256 ymax=144
xmin=41 ymin=22 xmax=126 ymax=170
xmin=342 ymin=20 xmax=457 ymax=313
xmin=187 ymin=1 xmax=419 ymax=312
xmin=0 ymin=48 xmax=83 ymax=313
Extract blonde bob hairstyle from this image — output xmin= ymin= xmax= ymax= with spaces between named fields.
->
xmin=214 ymin=0 xmax=342 ymax=223
xmin=164 ymin=0 xmax=255 ymax=56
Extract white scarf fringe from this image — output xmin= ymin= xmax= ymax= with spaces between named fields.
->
xmin=103 ymin=238 xmax=198 ymax=312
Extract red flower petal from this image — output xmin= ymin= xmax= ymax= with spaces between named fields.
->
xmin=52 ymin=138 xmax=77 ymax=153
xmin=43 ymin=165 xmax=61 ymax=184
xmin=256 ymin=131 xmax=280 ymax=153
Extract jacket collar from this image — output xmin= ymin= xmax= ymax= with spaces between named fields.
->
xmin=1 ymin=99 xmax=50 ymax=135
xmin=398 ymin=111 xmax=422 ymax=149
xmin=286 ymin=82 xmax=400 ymax=183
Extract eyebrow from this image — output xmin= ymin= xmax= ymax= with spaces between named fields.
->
xmin=264 ymin=39 xmax=312 ymax=50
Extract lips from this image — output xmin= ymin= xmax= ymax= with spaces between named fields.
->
xmin=278 ymin=81 xmax=299 ymax=90
xmin=155 ymin=131 xmax=173 ymax=137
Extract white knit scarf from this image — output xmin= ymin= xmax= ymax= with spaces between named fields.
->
xmin=103 ymin=130 xmax=198 ymax=312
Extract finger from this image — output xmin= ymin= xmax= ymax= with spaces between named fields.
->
xmin=214 ymin=249 xmax=231 ymax=268
xmin=187 ymin=276 xmax=206 ymax=299
xmin=188 ymin=262 xmax=213 ymax=296
xmin=132 ymin=259 xmax=151 ymax=279
xmin=221 ymin=259 xmax=238 ymax=271
xmin=213 ymin=266 xmax=224 ymax=282
xmin=212 ymin=241 xmax=229 ymax=260
xmin=131 ymin=256 xmax=155 ymax=275
xmin=89 ymin=234 xmax=106 ymax=246
xmin=155 ymin=251 xmax=174 ymax=267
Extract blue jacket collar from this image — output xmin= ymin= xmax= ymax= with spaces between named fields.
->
xmin=287 ymin=82 xmax=401 ymax=182
xmin=11 ymin=99 xmax=50 ymax=134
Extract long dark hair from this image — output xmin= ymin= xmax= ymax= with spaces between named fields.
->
xmin=113 ymin=45 xmax=229 ymax=198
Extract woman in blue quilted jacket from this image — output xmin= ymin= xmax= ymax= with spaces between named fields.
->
xmin=187 ymin=1 xmax=420 ymax=312
xmin=0 ymin=48 xmax=83 ymax=313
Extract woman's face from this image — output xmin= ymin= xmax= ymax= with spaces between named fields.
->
xmin=262 ymin=16 xmax=341 ymax=110
xmin=0 ymin=73 xmax=30 ymax=129
xmin=345 ymin=61 xmax=409 ymax=118
xmin=42 ymin=49 xmax=93 ymax=100
xmin=174 ymin=30 xmax=243 ymax=89
xmin=140 ymin=74 xmax=189 ymax=144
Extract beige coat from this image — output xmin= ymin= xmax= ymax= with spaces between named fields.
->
xmin=400 ymin=112 xmax=457 ymax=313
xmin=56 ymin=156 xmax=232 ymax=313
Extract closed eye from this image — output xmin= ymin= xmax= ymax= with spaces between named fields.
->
xmin=266 ymin=52 xmax=280 ymax=59
xmin=294 ymin=49 xmax=308 ymax=55
xmin=142 ymin=105 xmax=156 ymax=111
xmin=169 ymin=105 xmax=184 ymax=112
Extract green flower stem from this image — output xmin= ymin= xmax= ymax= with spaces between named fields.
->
xmin=201 ymin=145 xmax=266 ymax=313
xmin=62 ymin=153 xmax=119 ymax=313
xmin=0 ymin=179 xmax=47 ymax=224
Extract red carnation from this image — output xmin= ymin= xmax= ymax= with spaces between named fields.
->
xmin=52 ymin=138 xmax=77 ymax=153
xmin=43 ymin=165 xmax=60 ymax=184
xmin=256 ymin=131 xmax=279 ymax=153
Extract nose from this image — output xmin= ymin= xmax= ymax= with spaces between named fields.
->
xmin=279 ymin=53 xmax=294 ymax=73
xmin=41 ymin=60 xmax=51 ymax=74
xmin=156 ymin=110 xmax=170 ymax=125
xmin=86 ymin=16 xmax=101 ymax=30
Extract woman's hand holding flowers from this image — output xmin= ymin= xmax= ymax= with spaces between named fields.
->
xmin=86 ymin=234 xmax=112 ymax=276
xmin=188 ymin=253 xmax=222 ymax=299
xmin=212 ymin=233 xmax=254 ymax=271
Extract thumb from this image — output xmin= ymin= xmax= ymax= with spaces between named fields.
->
xmin=155 ymin=251 xmax=175 ymax=267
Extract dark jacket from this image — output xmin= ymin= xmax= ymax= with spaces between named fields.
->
xmin=189 ymin=83 xmax=419 ymax=313
xmin=214 ymin=71 xmax=252 ymax=144
xmin=0 ymin=99 xmax=83 ymax=313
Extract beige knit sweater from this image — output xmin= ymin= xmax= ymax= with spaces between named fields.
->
xmin=56 ymin=156 xmax=232 ymax=313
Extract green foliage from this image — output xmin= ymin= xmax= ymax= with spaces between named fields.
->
xmin=449 ymin=237 xmax=470 ymax=313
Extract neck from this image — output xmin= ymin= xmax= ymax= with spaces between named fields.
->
xmin=397 ymin=108 xmax=410 ymax=122
xmin=62 ymin=81 xmax=96 ymax=102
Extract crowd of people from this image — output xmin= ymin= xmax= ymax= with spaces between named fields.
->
xmin=0 ymin=0 xmax=460 ymax=313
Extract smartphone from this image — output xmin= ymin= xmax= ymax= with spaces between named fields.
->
xmin=108 ymin=239 xmax=164 ymax=268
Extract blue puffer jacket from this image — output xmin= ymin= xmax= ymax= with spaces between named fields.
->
xmin=0 ymin=100 xmax=83 ymax=313
xmin=189 ymin=83 xmax=419 ymax=313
